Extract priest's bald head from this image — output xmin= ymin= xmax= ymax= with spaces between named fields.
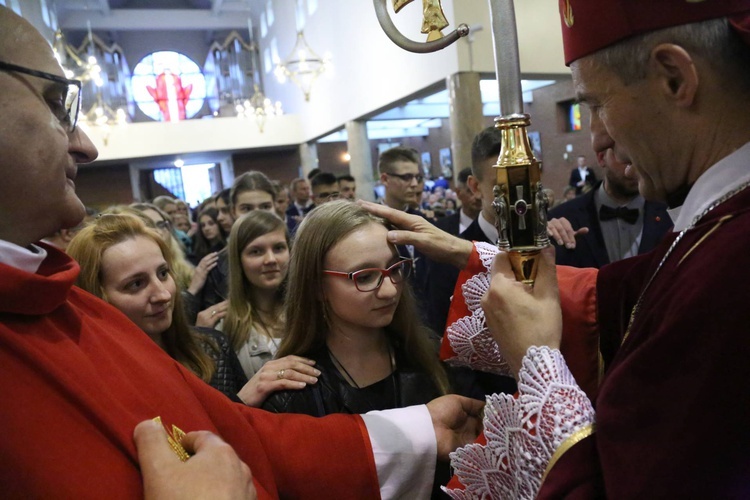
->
xmin=0 ymin=6 xmax=98 ymax=248
xmin=559 ymin=0 xmax=750 ymax=205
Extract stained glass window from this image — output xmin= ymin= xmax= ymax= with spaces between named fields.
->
xmin=131 ymin=51 xmax=206 ymax=122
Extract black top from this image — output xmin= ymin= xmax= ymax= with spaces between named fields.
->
xmin=195 ymin=327 xmax=248 ymax=402
xmin=262 ymin=343 xmax=441 ymax=416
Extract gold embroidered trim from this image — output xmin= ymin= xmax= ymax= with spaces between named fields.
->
xmin=563 ymin=0 xmax=574 ymax=28
xmin=152 ymin=416 xmax=191 ymax=462
xmin=541 ymin=424 xmax=595 ymax=484
xmin=678 ymin=214 xmax=734 ymax=266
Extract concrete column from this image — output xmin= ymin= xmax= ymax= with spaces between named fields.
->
xmin=219 ymin=156 xmax=235 ymax=188
xmin=128 ymin=162 xmax=143 ymax=202
xmin=345 ymin=120 xmax=375 ymax=202
xmin=299 ymin=142 xmax=319 ymax=178
xmin=447 ymin=72 xmax=484 ymax=182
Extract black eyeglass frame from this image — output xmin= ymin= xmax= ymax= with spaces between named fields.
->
xmin=0 ymin=60 xmax=82 ymax=133
xmin=323 ymin=259 xmax=413 ymax=292
xmin=315 ymin=191 xmax=341 ymax=202
xmin=385 ymin=172 xmax=424 ymax=183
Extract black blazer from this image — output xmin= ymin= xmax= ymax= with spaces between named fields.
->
xmin=548 ymin=185 xmax=673 ymax=269
xmin=424 ymin=218 xmax=490 ymax=336
xmin=434 ymin=212 xmax=461 ymax=236
xmin=396 ymin=207 xmax=430 ymax=322
xmin=285 ymin=203 xmax=314 ymax=233
xmin=569 ymin=167 xmax=598 ymax=194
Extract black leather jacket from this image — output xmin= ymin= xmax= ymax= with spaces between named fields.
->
xmin=195 ymin=327 xmax=248 ymax=402
xmin=262 ymin=345 xmax=443 ymax=416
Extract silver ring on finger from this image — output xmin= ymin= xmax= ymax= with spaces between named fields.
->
xmin=277 ymin=369 xmax=285 ymax=380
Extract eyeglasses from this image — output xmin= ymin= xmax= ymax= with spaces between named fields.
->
xmin=324 ymin=259 xmax=412 ymax=292
xmin=0 ymin=61 xmax=82 ymax=133
xmin=386 ymin=172 xmax=424 ymax=183
xmin=315 ymin=191 xmax=341 ymax=202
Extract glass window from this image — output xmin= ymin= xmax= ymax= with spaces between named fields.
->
xmin=8 ymin=0 xmax=21 ymax=15
xmin=266 ymin=1 xmax=274 ymax=27
xmin=264 ymin=47 xmax=272 ymax=74
xmin=41 ymin=0 xmax=51 ymax=27
xmin=307 ymin=0 xmax=318 ymax=16
xmin=559 ymin=100 xmax=582 ymax=133
xmin=153 ymin=168 xmax=186 ymax=201
xmin=131 ymin=51 xmax=206 ymax=122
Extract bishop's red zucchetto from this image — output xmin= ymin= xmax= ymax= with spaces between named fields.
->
xmin=558 ymin=0 xmax=750 ymax=65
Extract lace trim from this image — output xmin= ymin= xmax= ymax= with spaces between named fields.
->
xmin=475 ymin=241 xmax=499 ymax=271
xmin=445 ymin=242 xmax=510 ymax=375
xmin=444 ymin=347 xmax=596 ymax=499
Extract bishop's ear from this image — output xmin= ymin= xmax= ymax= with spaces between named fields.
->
xmin=649 ymin=43 xmax=699 ymax=108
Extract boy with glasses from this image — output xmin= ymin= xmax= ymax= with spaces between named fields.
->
xmin=378 ymin=146 xmax=430 ymax=317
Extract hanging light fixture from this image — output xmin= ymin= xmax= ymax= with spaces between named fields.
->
xmin=204 ymin=26 xmax=283 ymax=132
xmin=235 ymin=84 xmax=284 ymax=133
xmin=53 ymin=22 xmax=130 ymax=137
xmin=274 ymin=0 xmax=330 ymax=101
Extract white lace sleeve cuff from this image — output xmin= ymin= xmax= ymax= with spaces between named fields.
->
xmin=444 ymin=347 xmax=595 ymax=499
xmin=445 ymin=241 xmax=512 ymax=375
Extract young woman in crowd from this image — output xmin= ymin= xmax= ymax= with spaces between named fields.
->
xmin=230 ymin=171 xmax=277 ymax=218
xmin=263 ymin=201 xmax=451 ymax=416
xmin=191 ymin=206 xmax=226 ymax=263
xmin=193 ymin=171 xmax=281 ymax=322
xmin=68 ymin=213 xmax=312 ymax=407
xmin=67 ymin=213 xmax=247 ymax=401
xmin=128 ymin=202 xmax=222 ymax=326
xmin=219 ymin=210 xmax=319 ymax=406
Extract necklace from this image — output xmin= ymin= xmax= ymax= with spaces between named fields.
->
xmin=254 ymin=308 xmax=282 ymax=341
xmin=327 ymin=342 xmax=400 ymax=410
xmin=621 ymin=181 xmax=750 ymax=345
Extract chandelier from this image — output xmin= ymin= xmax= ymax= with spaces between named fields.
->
xmin=235 ymin=84 xmax=284 ymax=133
xmin=53 ymin=25 xmax=131 ymax=136
xmin=205 ymin=30 xmax=283 ymax=132
xmin=274 ymin=2 xmax=330 ymax=102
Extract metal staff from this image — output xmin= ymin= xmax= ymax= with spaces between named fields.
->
xmin=373 ymin=0 xmax=549 ymax=285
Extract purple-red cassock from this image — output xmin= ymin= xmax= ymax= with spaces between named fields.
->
xmin=540 ymin=187 xmax=750 ymax=498
xmin=0 ymin=245 xmax=380 ymax=499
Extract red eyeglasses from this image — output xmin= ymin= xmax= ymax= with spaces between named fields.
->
xmin=323 ymin=259 xmax=412 ymax=292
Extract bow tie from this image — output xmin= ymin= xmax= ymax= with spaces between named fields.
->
xmin=599 ymin=205 xmax=640 ymax=224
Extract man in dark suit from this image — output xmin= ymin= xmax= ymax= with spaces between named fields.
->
xmin=549 ymin=148 xmax=672 ymax=268
xmin=434 ymin=167 xmax=482 ymax=237
xmin=285 ymin=177 xmax=314 ymax=233
xmin=377 ymin=146 xmax=431 ymax=316
xmin=425 ymin=128 xmax=504 ymax=336
xmin=424 ymin=127 xmax=518 ymax=396
xmin=569 ymin=154 xmax=598 ymax=194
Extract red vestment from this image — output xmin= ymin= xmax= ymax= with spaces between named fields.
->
xmin=541 ymin=187 xmax=750 ymax=498
xmin=0 ymin=246 xmax=380 ymax=499
xmin=444 ymin=187 xmax=750 ymax=498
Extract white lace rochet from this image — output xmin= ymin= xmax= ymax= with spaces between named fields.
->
xmin=443 ymin=243 xmax=596 ymax=499
xmin=445 ymin=242 xmax=512 ymax=375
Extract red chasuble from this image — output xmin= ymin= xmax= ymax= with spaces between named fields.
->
xmin=0 ymin=246 xmax=380 ymax=499
xmin=539 ymin=187 xmax=750 ymax=498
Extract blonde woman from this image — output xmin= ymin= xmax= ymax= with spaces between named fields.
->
xmin=67 ymin=213 xmax=247 ymax=400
